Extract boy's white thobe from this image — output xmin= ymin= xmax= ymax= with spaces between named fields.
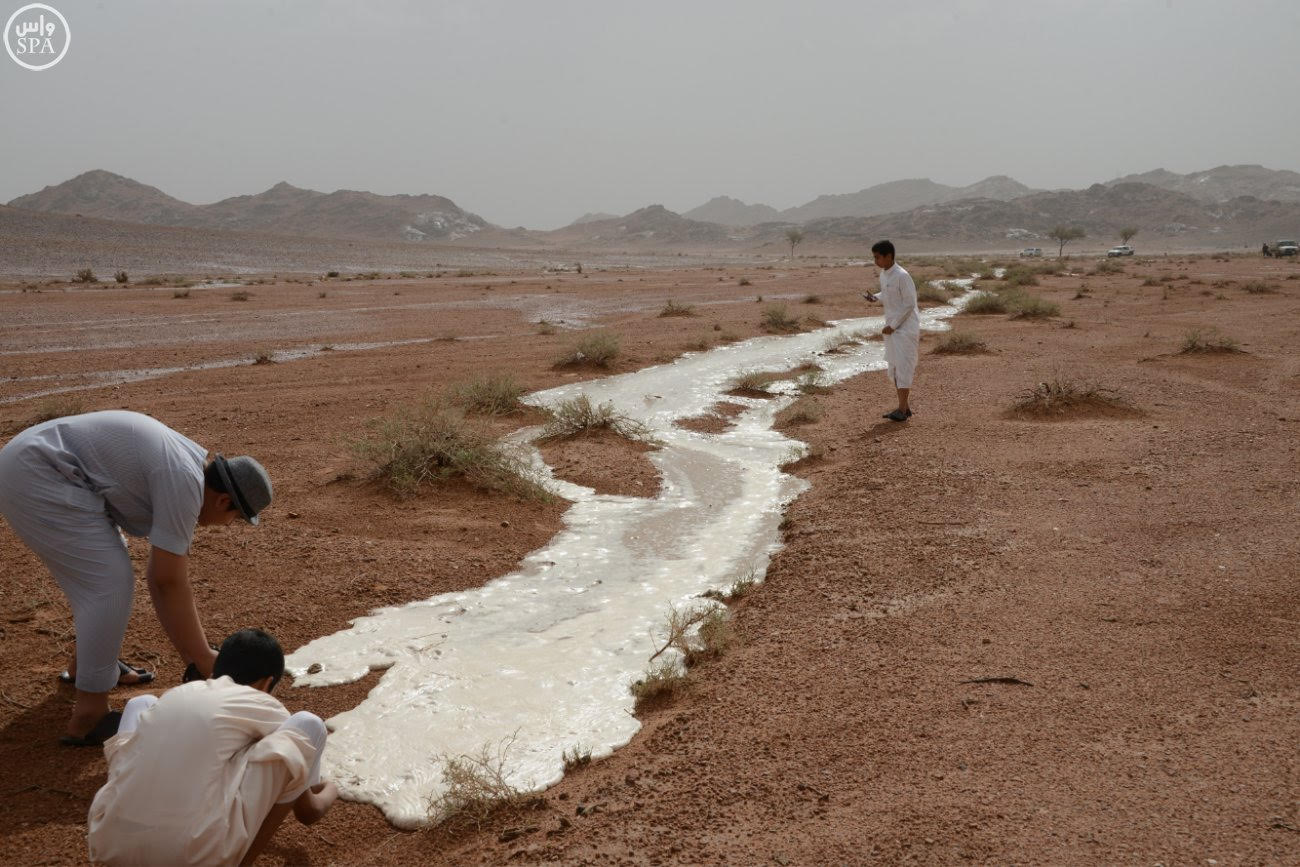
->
xmin=877 ymin=264 xmax=920 ymax=388
xmin=87 ymin=677 xmax=319 ymax=866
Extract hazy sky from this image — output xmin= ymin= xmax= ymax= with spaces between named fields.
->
xmin=2 ymin=0 xmax=1297 ymax=228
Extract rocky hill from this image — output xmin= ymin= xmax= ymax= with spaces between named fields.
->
xmin=7 ymin=171 xmax=489 ymax=242
xmin=778 ymin=175 xmax=1038 ymax=223
xmin=683 ymin=196 xmax=782 ymax=227
xmin=1107 ymin=165 xmax=1300 ymax=204
xmin=567 ymin=212 xmax=620 ymax=226
xmin=9 ymin=170 xmax=202 ymax=226
xmin=776 ymin=182 xmax=1300 ymax=247
xmin=548 ymin=205 xmax=734 ymax=247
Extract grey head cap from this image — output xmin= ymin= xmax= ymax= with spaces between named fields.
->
xmin=212 ymin=454 xmax=272 ymax=525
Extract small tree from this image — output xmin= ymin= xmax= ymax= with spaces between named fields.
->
xmin=1119 ymin=226 xmax=1138 ymax=246
xmin=1047 ymin=225 xmax=1085 ymax=258
xmin=785 ymin=227 xmax=805 ymax=260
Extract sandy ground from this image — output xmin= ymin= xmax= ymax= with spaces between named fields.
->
xmin=0 ymin=254 xmax=1297 ymax=865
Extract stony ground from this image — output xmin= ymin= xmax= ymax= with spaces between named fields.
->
xmin=0 ymin=254 xmax=1297 ymax=865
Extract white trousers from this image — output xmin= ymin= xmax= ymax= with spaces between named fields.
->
xmin=0 ymin=439 xmax=134 ymax=693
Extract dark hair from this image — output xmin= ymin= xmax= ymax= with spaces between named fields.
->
xmin=203 ymin=461 xmax=240 ymax=513
xmin=871 ymin=240 xmax=896 ymax=258
xmin=213 ymin=628 xmax=285 ymax=690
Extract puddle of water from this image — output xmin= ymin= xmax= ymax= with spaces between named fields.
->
xmin=283 ymin=286 xmax=975 ymax=829
xmin=0 ymin=338 xmax=448 ymax=405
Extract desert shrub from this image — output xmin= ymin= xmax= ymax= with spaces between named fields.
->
xmin=561 ymin=746 xmax=592 ymax=773
xmin=230 ymin=290 xmax=252 ymax=302
xmin=536 ymin=319 xmax=557 ymax=335
xmin=428 ymin=738 xmax=525 ymax=830
xmin=932 ymin=332 xmax=988 ymax=354
xmin=961 ymin=291 xmax=1010 ymax=315
xmin=703 ymin=574 xmax=758 ymax=604
xmin=73 ymin=268 xmax=98 ymax=284
xmin=1141 ymin=277 xmax=1161 ymax=287
xmin=630 ymin=659 xmax=689 ymax=711
xmin=682 ymin=337 xmax=711 ymax=352
xmin=253 ymin=351 xmax=275 ymax=365
xmin=1000 ymin=266 xmax=1040 ymax=287
xmin=318 ymin=291 xmax=328 ymax=298
xmin=1179 ymin=328 xmax=1242 ymax=354
xmin=1240 ymin=281 xmax=1277 ymax=295
xmin=326 ymin=270 xmax=339 ymax=278
xmin=1092 ymin=260 xmax=1124 ymax=275
xmin=821 ymin=334 xmax=857 ymax=354
xmin=776 ymin=396 xmax=823 ymax=425
xmin=802 ymin=294 xmax=821 ymax=304
xmin=916 ymin=281 xmax=951 ymax=304
xmin=447 ymin=373 xmax=526 ymax=415
xmin=114 ymin=270 xmax=129 ymax=284
xmin=540 ymin=394 xmax=650 ymax=441
xmin=659 ymin=299 xmax=696 ymax=317
xmin=729 ymin=370 xmax=782 ymax=395
xmin=760 ymin=304 xmax=800 ymax=333
xmin=693 ymin=608 xmax=736 ymax=661
xmin=798 ymin=370 xmax=831 ymax=394
xmin=646 ymin=603 xmax=733 ymax=669
xmin=556 ymin=332 xmax=620 ymax=367
xmin=350 ymin=398 xmax=548 ymax=499
xmin=1012 ymin=378 xmax=1130 ymax=416
xmin=1008 ymin=295 xmax=1061 ymax=319
xmin=738 ymin=277 xmax=752 ymax=286
xmin=173 ymin=289 xmax=191 ymax=299
xmin=29 ymin=395 xmax=85 ymax=424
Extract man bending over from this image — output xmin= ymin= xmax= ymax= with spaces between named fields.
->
xmin=87 ymin=628 xmax=339 ymax=866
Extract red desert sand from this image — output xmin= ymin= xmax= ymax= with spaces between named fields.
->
xmin=1 ymin=255 xmax=1297 ymax=864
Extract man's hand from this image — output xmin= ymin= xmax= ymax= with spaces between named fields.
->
xmin=882 ymin=325 xmax=894 ymax=335
xmin=861 ymin=292 xmax=878 ymax=302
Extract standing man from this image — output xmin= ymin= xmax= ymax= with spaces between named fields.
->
xmin=863 ymin=239 xmax=920 ymax=421
xmin=0 ymin=410 xmax=272 ymax=745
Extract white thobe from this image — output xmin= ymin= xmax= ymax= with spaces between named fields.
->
xmin=877 ymin=264 xmax=920 ymax=388
xmin=87 ymin=678 xmax=319 ymax=867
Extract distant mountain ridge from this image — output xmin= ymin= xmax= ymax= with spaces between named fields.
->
xmin=8 ymin=170 xmax=488 ymax=242
xmin=683 ymin=196 xmax=782 ymax=227
xmin=10 ymin=163 xmax=1300 ymax=251
xmin=1105 ymin=164 xmax=1300 ymax=204
xmin=685 ymin=175 xmax=1039 ymax=226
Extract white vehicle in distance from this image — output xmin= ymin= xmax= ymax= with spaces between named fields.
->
xmin=1107 ymin=245 xmax=1135 ymax=257
xmin=1019 ymin=247 xmax=1042 ymax=257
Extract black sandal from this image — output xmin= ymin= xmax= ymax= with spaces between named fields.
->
xmin=59 ymin=659 xmax=156 ymax=687
xmin=59 ymin=710 xmax=123 ymax=747
xmin=883 ymin=409 xmax=912 ymax=422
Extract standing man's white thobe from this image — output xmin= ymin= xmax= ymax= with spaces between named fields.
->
xmin=877 ymin=263 xmax=920 ymax=388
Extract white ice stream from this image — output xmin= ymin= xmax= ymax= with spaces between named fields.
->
xmin=285 ymin=282 xmax=976 ymax=828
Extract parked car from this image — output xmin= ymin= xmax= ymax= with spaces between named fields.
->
xmin=1019 ymin=247 xmax=1042 ymax=258
xmin=1263 ymin=240 xmax=1298 ymax=257
xmin=1106 ymin=245 xmax=1135 ymax=257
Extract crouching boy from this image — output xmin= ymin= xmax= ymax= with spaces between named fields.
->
xmin=87 ymin=629 xmax=339 ymax=866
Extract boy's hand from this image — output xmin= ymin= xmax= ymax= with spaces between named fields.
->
xmin=861 ymin=292 xmax=878 ymax=302
xmin=882 ymin=325 xmax=894 ymax=335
